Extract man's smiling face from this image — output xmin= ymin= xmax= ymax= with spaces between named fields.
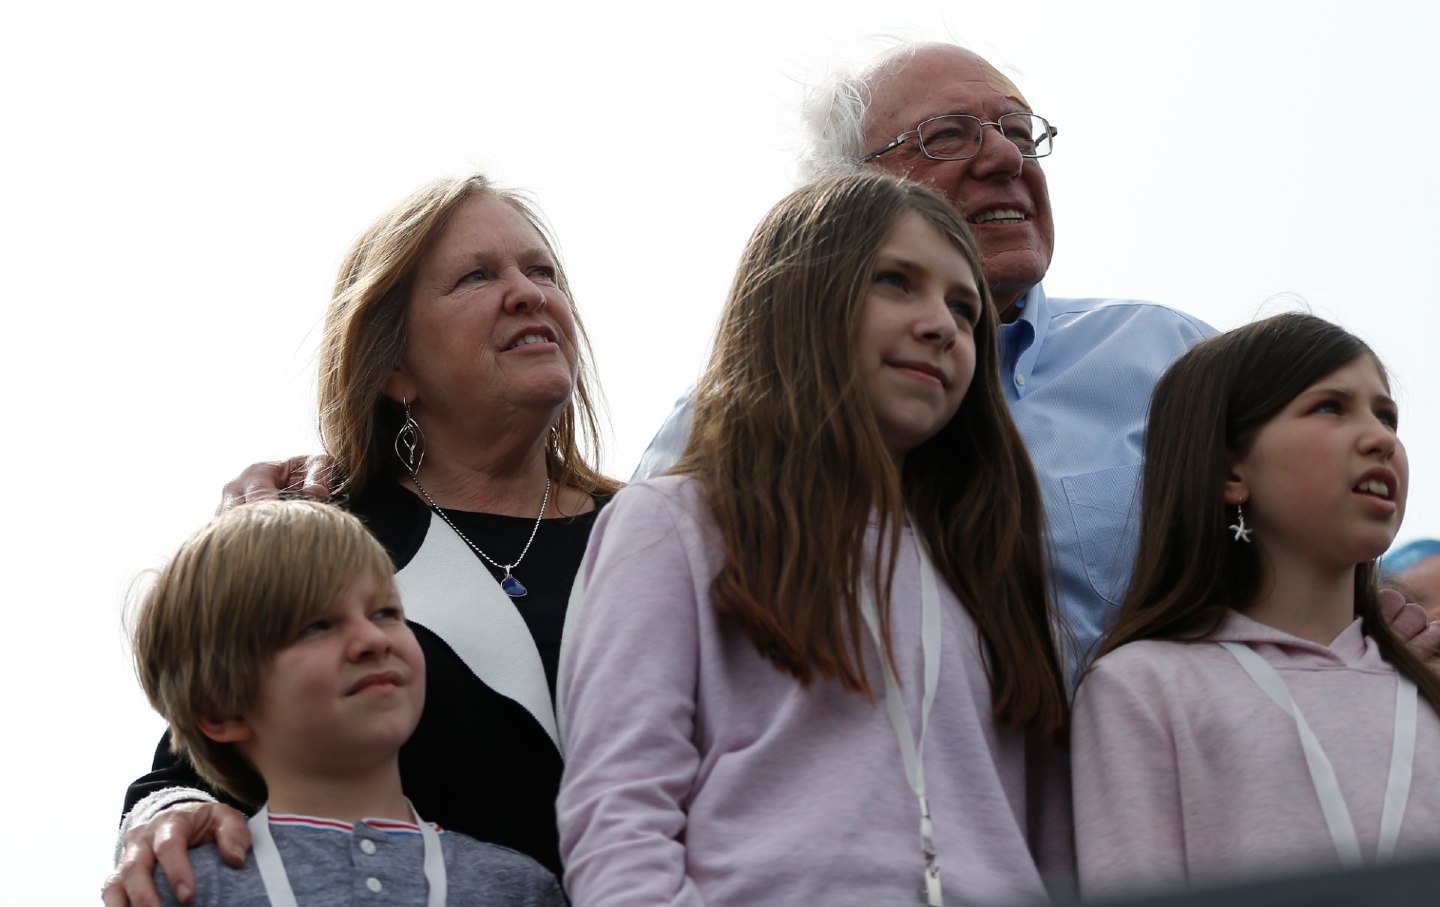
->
xmin=863 ymin=44 xmax=1055 ymax=319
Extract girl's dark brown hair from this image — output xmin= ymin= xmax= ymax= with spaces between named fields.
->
xmin=1097 ymin=313 xmax=1440 ymax=711
xmin=675 ymin=171 xmax=1067 ymax=741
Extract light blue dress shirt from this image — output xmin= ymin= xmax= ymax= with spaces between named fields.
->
xmin=997 ymin=284 xmax=1213 ymax=662
xmin=630 ymin=283 xmax=1214 ymax=666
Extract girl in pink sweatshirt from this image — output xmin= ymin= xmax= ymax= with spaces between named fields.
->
xmin=1073 ymin=313 xmax=1440 ymax=896
xmin=557 ymin=172 xmax=1072 ymax=907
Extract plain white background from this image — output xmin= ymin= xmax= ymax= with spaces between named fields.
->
xmin=3 ymin=2 xmax=1436 ymax=902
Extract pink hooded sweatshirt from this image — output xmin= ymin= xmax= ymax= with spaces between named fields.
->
xmin=1073 ymin=610 xmax=1440 ymax=898
xmin=558 ymin=476 xmax=1071 ymax=907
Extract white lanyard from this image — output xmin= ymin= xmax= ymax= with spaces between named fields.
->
xmin=1220 ymin=642 xmax=1417 ymax=866
xmin=858 ymin=537 xmax=944 ymax=907
xmin=248 ymin=802 xmax=448 ymax=907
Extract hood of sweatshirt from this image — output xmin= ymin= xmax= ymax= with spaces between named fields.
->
xmin=1206 ymin=610 xmax=1381 ymax=670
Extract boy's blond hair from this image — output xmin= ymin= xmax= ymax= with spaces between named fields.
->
xmin=131 ymin=500 xmax=396 ymax=806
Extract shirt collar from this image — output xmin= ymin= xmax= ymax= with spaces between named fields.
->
xmin=1014 ymin=283 xmax=1047 ymax=344
xmin=998 ymin=283 xmax=1045 ymax=371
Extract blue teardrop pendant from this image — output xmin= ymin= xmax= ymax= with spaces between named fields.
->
xmin=500 ymin=573 xmax=528 ymax=598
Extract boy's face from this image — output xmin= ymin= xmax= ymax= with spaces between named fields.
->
xmin=227 ymin=570 xmax=426 ymax=782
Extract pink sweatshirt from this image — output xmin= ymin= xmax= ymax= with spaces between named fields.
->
xmin=1072 ymin=610 xmax=1440 ymax=897
xmin=557 ymin=476 xmax=1071 ymax=907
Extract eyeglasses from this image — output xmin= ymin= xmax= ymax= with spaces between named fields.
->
xmin=860 ymin=113 xmax=1058 ymax=163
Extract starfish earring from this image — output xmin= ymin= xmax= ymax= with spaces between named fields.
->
xmin=1228 ymin=503 xmax=1252 ymax=543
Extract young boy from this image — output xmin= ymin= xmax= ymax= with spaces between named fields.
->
xmin=131 ymin=499 xmax=565 ymax=906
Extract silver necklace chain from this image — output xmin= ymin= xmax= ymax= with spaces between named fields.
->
xmin=409 ymin=470 xmax=551 ymax=593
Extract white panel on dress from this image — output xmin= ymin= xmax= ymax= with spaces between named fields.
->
xmin=396 ymin=513 xmax=559 ymax=750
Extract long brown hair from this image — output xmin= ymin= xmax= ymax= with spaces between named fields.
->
xmin=1097 ymin=313 xmax=1440 ymax=710
xmin=674 ymin=172 xmax=1067 ymax=741
xmin=317 ymin=174 xmax=620 ymax=498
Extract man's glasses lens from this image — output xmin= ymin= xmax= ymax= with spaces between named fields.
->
xmin=918 ymin=114 xmax=1054 ymax=160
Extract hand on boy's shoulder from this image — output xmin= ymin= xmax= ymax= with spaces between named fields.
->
xmin=443 ymin=831 xmax=567 ymax=907
xmin=105 ymin=800 xmax=251 ymax=907
xmin=153 ymin=845 xmax=242 ymax=907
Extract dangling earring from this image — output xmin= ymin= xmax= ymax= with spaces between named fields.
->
xmin=394 ymin=397 xmax=425 ymax=476
xmin=1228 ymin=502 xmax=1252 ymax=543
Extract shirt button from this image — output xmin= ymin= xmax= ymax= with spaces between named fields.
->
xmin=366 ymin=878 xmax=382 ymax=893
xmin=359 ymin=839 xmax=377 ymax=855
xmin=1015 ymin=373 xmax=1026 ymax=386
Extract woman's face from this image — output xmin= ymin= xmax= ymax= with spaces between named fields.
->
xmin=386 ymin=195 xmax=579 ymax=438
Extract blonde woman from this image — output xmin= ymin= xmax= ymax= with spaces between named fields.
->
xmin=108 ymin=175 xmax=619 ymax=907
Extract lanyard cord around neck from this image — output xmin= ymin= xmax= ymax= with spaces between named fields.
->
xmin=1220 ymin=642 xmax=1417 ymax=866
xmin=858 ymin=536 xmax=944 ymax=907
xmin=249 ymin=801 xmax=448 ymax=907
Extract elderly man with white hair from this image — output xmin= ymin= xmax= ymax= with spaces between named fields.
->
xmin=637 ymin=42 xmax=1212 ymax=663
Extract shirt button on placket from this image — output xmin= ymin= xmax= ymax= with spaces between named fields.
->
xmin=366 ymin=877 xmax=383 ymax=893
xmin=360 ymin=839 xmax=377 ymax=855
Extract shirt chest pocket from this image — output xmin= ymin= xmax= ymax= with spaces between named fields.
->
xmin=1061 ymin=464 xmax=1142 ymax=606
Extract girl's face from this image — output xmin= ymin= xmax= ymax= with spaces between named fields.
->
xmin=1227 ymin=355 xmax=1407 ymax=574
xmin=854 ymin=211 xmax=980 ymax=461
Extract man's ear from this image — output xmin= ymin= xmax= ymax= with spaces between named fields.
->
xmin=197 ymin=715 xmax=252 ymax=744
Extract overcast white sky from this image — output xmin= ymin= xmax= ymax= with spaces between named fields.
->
xmin=4 ymin=1 xmax=1437 ymax=901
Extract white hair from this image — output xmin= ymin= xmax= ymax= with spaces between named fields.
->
xmin=796 ymin=43 xmax=924 ymax=183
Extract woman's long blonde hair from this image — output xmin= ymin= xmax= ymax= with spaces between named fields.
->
xmin=317 ymin=174 xmax=619 ymax=498
xmin=675 ymin=171 xmax=1067 ymax=741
